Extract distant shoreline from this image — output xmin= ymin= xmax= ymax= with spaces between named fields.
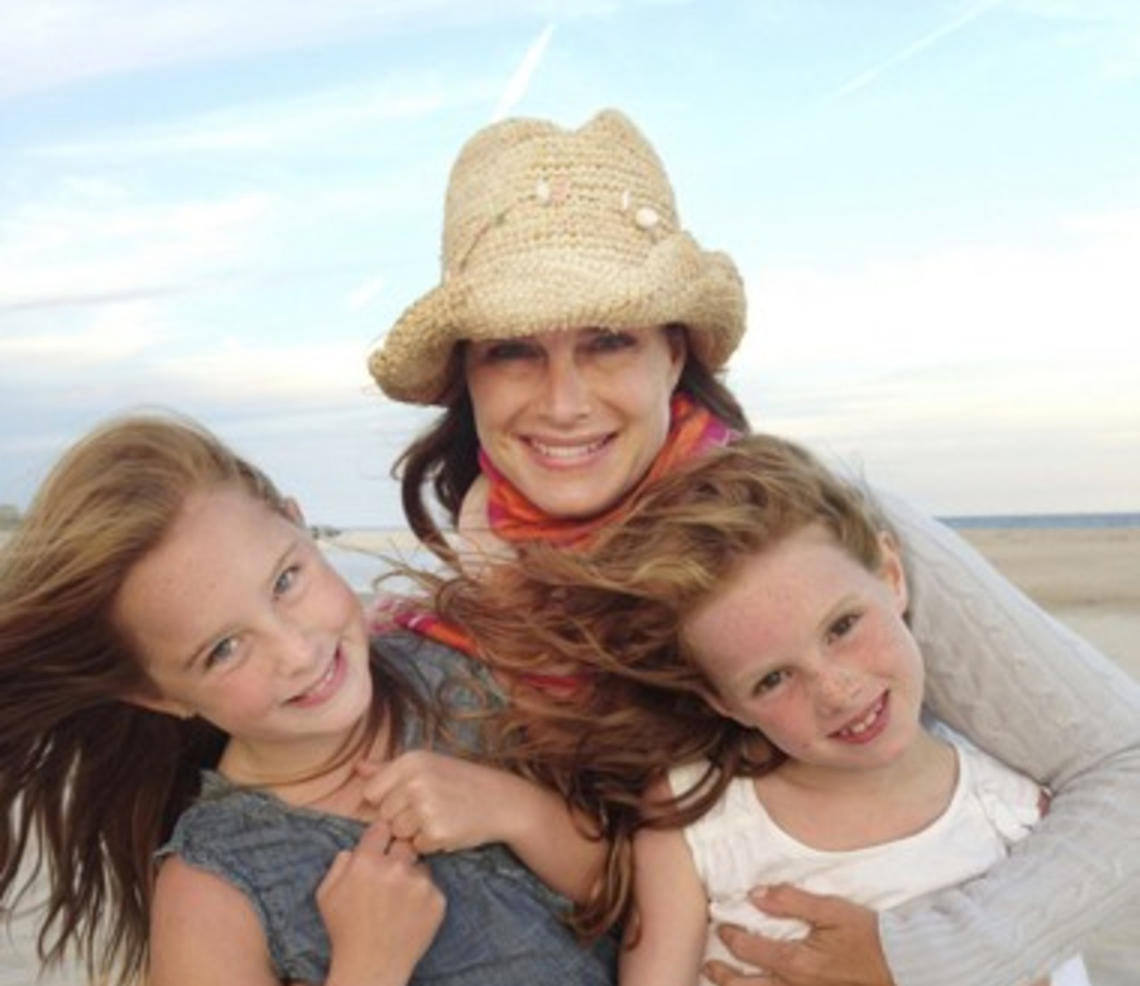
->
xmin=3 ymin=511 xmax=1139 ymax=538
xmin=942 ymin=511 xmax=1140 ymax=530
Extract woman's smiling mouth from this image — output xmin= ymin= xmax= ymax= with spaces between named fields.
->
xmin=524 ymin=434 xmax=614 ymax=466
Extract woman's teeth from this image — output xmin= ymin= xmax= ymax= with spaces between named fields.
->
xmin=529 ymin=437 xmax=608 ymax=460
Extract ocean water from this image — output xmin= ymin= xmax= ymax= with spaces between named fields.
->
xmin=942 ymin=512 xmax=1140 ymax=530
xmin=320 ymin=513 xmax=1140 ymax=592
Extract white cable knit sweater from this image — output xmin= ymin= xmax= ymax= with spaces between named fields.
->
xmin=879 ymin=493 xmax=1140 ymax=986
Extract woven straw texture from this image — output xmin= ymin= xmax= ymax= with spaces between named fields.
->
xmin=369 ymin=109 xmax=746 ymax=404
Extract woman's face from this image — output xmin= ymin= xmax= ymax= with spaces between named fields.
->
xmin=464 ymin=326 xmax=686 ymax=518
xmin=114 ymin=487 xmax=372 ymax=770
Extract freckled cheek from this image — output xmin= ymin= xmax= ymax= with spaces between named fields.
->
xmin=221 ymin=678 xmax=282 ymax=720
xmin=747 ymin=707 xmax=811 ymax=755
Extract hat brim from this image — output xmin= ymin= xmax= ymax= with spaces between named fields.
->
xmin=370 ymin=233 xmax=745 ymax=404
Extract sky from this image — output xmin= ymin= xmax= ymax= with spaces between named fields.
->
xmin=2 ymin=0 xmax=1138 ymax=528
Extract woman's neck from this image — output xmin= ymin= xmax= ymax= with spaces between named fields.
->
xmin=754 ymin=729 xmax=958 ymax=851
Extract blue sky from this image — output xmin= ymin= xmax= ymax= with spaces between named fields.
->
xmin=2 ymin=0 xmax=1138 ymax=527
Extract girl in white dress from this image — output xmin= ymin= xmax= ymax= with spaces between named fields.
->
xmin=443 ymin=433 xmax=1091 ymax=986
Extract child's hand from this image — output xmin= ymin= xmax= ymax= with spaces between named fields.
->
xmin=317 ymin=820 xmax=445 ymax=986
xmin=357 ymin=750 xmax=523 ymax=854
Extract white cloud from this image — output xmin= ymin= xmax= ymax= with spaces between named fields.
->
xmin=25 ymin=83 xmax=458 ymax=161
xmin=0 ymin=0 xmax=663 ymax=98
xmin=0 ymin=306 xmax=166 ymax=365
xmin=155 ymin=336 xmax=374 ymax=404
xmin=734 ymin=209 xmax=1140 ymax=381
xmin=0 ymin=193 xmax=273 ymax=310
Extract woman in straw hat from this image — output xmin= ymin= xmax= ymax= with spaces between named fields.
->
xmin=369 ymin=109 xmax=1139 ymax=986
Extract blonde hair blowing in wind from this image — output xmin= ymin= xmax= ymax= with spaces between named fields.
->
xmin=0 ymin=414 xmax=293 ymax=983
xmin=435 ymin=433 xmax=893 ymax=935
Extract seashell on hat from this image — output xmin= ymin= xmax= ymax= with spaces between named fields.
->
xmin=368 ymin=108 xmax=746 ymax=405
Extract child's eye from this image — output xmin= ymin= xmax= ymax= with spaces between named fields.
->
xmin=274 ymin=565 xmax=301 ymax=597
xmin=204 ymin=636 xmax=239 ymax=670
xmin=753 ymin=668 xmax=790 ymax=696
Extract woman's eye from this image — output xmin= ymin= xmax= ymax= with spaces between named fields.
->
xmin=587 ymin=330 xmax=636 ymax=354
xmin=482 ymin=340 xmax=539 ymax=362
xmin=205 ymin=636 xmax=238 ymax=670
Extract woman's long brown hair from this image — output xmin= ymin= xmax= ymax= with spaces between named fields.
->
xmin=436 ymin=433 xmax=890 ymax=935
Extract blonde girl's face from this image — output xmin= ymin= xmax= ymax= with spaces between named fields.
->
xmin=683 ymin=525 xmax=926 ymax=782
xmin=114 ymin=487 xmax=372 ymax=767
xmin=464 ymin=326 xmax=686 ymax=519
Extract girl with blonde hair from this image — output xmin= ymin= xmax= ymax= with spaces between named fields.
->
xmin=0 ymin=413 xmax=613 ymax=986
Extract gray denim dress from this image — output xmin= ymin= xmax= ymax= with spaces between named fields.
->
xmin=158 ymin=630 xmax=617 ymax=985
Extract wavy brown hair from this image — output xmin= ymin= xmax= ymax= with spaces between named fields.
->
xmin=435 ymin=433 xmax=890 ymax=934
xmin=0 ymin=414 xmax=418 ymax=985
xmin=393 ymin=325 xmax=751 ymax=560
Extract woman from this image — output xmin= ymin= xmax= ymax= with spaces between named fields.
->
xmin=368 ymin=108 xmax=1140 ymax=986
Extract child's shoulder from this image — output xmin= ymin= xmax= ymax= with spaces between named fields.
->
xmin=372 ymin=628 xmax=501 ymax=702
xmin=932 ymin=719 xmax=1045 ymax=841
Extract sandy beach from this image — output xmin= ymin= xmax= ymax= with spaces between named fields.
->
xmin=2 ymin=523 xmax=1137 ymax=984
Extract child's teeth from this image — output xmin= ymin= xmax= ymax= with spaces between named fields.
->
xmin=841 ymin=699 xmax=882 ymax=735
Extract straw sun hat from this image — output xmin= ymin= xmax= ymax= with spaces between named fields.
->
xmin=368 ymin=108 xmax=746 ymax=405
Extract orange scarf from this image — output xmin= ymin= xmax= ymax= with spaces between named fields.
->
xmin=391 ymin=393 xmax=736 ymax=682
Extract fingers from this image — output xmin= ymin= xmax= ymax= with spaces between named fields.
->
xmin=716 ymin=923 xmax=799 ymax=974
xmin=724 ymin=888 xmax=892 ymax=986
xmin=356 ymin=819 xmax=396 ymax=855
xmin=317 ymin=849 xmax=351 ymax=893
xmin=385 ymin=837 xmax=416 ymax=862
xmin=703 ymin=958 xmax=774 ymax=986
xmin=749 ymin=883 xmax=838 ymax=924
xmin=359 ymin=750 xmax=436 ymax=805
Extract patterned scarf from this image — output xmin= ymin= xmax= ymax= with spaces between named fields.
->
xmin=390 ymin=392 xmax=737 ymax=684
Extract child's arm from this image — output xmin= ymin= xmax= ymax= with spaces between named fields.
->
xmin=149 ymin=855 xmax=280 ymax=986
xmin=150 ymin=821 xmax=442 ymax=986
xmin=621 ymin=822 xmax=709 ymax=986
xmin=359 ymin=749 xmax=605 ymax=903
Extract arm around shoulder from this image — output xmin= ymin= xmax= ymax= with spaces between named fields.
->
xmin=878 ymin=492 xmax=1140 ymax=986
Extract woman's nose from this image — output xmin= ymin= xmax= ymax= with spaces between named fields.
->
xmin=540 ymin=350 xmax=591 ymax=421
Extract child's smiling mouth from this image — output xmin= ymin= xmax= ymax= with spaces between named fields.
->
xmin=831 ymin=692 xmax=889 ymax=743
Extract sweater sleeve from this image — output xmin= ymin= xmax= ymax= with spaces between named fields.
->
xmin=876 ymin=492 xmax=1140 ymax=986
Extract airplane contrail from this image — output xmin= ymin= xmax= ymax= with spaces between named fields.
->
xmin=491 ymin=23 xmax=555 ymax=121
xmin=831 ymin=0 xmax=1004 ymax=98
